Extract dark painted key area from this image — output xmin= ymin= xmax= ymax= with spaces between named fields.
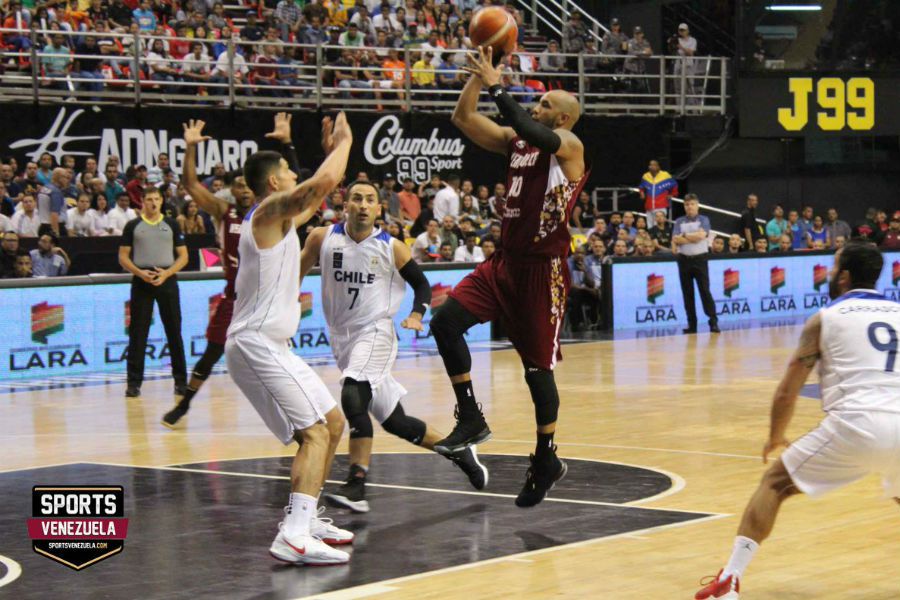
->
xmin=0 ymin=455 xmax=711 ymax=599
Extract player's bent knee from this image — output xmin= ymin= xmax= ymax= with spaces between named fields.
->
xmin=764 ymin=459 xmax=800 ymax=498
xmin=341 ymin=378 xmax=374 ymax=439
xmin=324 ymin=407 xmax=346 ymax=439
xmin=524 ymin=365 xmax=559 ymax=426
xmin=381 ymin=404 xmax=426 ymax=445
xmin=299 ymin=422 xmax=331 ymax=447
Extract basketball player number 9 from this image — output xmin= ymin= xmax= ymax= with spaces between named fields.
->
xmin=867 ymin=322 xmax=898 ymax=372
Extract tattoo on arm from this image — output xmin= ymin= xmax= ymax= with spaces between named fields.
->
xmin=257 ymin=186 xmax=317 ymax=221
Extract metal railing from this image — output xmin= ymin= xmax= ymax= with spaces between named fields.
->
xmin=0 ymin=28 xmax=729 ymax=116
xmin=518 ymin=0 xmax=607 ymax=44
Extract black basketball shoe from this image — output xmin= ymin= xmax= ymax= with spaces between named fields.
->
xmin=161 ymin=399 xmax=190 ymax=429
xmin=323 ymin=464 xmax=370 ymax=513
xmin=515 ymin=447 xmax=568 ymax=508
xmin=125 ymin=385 xmax=141 ymax=398
xmin=446 ymin=446 xmax=489 ymax=490
xmin=433 ymin=404 xmax=492 ymax=456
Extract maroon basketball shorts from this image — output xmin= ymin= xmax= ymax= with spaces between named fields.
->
xmin=448 ymin=253 xmax=569 ymax=370
xmin=206 ymin=296 xmax=234 ymax=346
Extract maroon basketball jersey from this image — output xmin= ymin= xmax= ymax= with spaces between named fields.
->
xmin=218 ymin=207 xmax=243 ymax=299
xmin=498 ymin=136 xmax=589 ymax=258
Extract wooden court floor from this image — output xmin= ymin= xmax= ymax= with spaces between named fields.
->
xmin=2 ymin=323 xmax=899 ymax=599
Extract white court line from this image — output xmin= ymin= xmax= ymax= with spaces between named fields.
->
xmin=491 ymin=439 xmax=759 ymax=461
xmin=0 ymin=461 xmax=83 ymax=474
xmin=0 ymin=554 xmax=22 ymax=589
xmin=88 ymin=461 xmax=722 ymax=516
xmin=294 ymin=513 xmax=729 ymax=600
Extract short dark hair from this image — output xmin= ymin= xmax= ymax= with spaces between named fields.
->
xmin=838 ymin=240 xmax=883 ymax=289
xmin=116 ymin=192 xmax=130 ymax=202
xmin=243 ymin=150 xmax=284 ymax=197
xmin=446 ymin=173 xmax=460 ymax=184
xmin=684 ymin=193 xmax=699 ymax=203
xmin=347 ymin=179 xmax=378 ymax=197
xmin=143 ymin=186 xmax=162 ymax=198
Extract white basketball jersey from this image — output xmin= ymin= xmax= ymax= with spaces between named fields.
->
xmin=227 ymin=206 xmax=301 ymax=340
xmin=319 ymin=223 xmax=406 ymax=333
xmin=818 ymin=290 xmax=900 ymax=414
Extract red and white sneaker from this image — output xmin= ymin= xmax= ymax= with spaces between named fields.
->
xmin=695 ymin=569 xmax=740 ymax=599
xmin=311 ymin=506 xmax=354 ymax=545
xmin=269 ymin=528 xmax=349 ymax=565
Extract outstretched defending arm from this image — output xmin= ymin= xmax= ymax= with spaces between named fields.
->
xmin=265 ymin=112 xmax=302 ymax=175
xmin=393 ymin=239 xmax=430 ymax=331
xmin=299 ymin=226 xmax=328 ymax=280
xmin=253 ymin=113 xmax=353 ymax=230
xmin=763 ymin=311 xmax=822 ymax=463
xmin=181 ymin=120 xmax=230 ymax=222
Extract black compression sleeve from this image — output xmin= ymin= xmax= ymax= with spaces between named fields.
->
xmin=488 ymin=84 xmax=561 ymax=154
xmin=282 ymin=143 xmax=301 ymax=176
xmin=398 ymin=260 xmax=431 ymax=315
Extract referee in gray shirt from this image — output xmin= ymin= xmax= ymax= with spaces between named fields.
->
xmin=119 ymin=187 xmax=189 ymax=398
xmin=672 ymin=193 xmax=719 ymax=334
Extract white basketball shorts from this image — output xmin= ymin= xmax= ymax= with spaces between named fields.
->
xmin=330 ymin=319 xmax=407 ymax=423
xmin=225 ymin=332 xmax=336 ymax=445
xmin=781 ymin=411 xmax=900 ymax=498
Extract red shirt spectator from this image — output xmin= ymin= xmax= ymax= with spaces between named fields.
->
xmin=126 ymin=166 xmax=148 ymax=209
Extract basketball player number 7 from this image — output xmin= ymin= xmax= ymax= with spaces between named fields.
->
xmin=348 ymin=287 xmax=359 ymax=310
xmin=868 ymin=322 xmax=898 ymax=372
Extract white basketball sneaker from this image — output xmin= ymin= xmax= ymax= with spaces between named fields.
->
xmin=311 ymin=506 xmax=355 ymax=545
xmin=269 ymin=527 xmax=349 ymax=565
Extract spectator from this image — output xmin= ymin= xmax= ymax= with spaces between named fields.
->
xmin=674 ymin=23 xmax=698 ymax=104
xmin=799 ymin=205 xmax=814 ymax=231
xmin=0 ymin=232 xmax=19 ymax=278
xmin=303 ymin=0 xmax=329 ymax=26
xmin=459 ymin=196 xmax=481 ymax=225
xmin=126 ymin=165 xmax=147 ymax=209
xmin=240 ymin=11 xmax=264 ymax=42
xmin=585 ymin=236 xmax=609 ymax=282
xmin=12 ymin=251 xmax=33 ymax=278
xmin=434 ymin=173 xmax=461 ymax=222
xmin=177 ymin=200 xmax=206 ymax=234
xmin=419 ymin=174 xmax=443 ymax=205
xmin=808 ymin=214 xmax=829 ymax=248
xmin=880 ymin=214 xmax=900 ymax=250
xmin=562 ymin=11 xmax=589 ymax=55
xmin=36 ymin=155 xmax=53 ymax=186
xmin=67 ymin=193 xmax=97 ymax=237
xmin=180 ymin=43 xmax=216 ymax=94
xmin=754 ymin=238 xmax=768 ymax=253
xmin=254 ymin=44 xmax=283 ymax=97
xmin=437 ymin=52 xmax=462 ymax=89
xmin=412 ymin=51 xmax=437 ymax=89
xmin=648 ymin=210 xmax=672 ymax=253
xmin=274 ymin=0 xmax=302 ymax=42
xmin=30 ymin=233 xmax=70 ymax=277
xmin=825 ymin=207 xmax=851 ymax=248
xmin=454 ymin=232 xmax=485 ymax=262
xmin=481 ymin=235 xmax=496 ymax=260
xmin=727 ymin=233 xmax=743 ymax=254
xmin=638 ymin=160 xmax=678 ymax=218
xmin=765 ymin=204 xmax=788 ymax=251
xmin=301 ymin=15 xmax=329 ymax=45
xmin=108 ymin=192 xmax=138 ymax=235
xmin=11 ymin=194 xmax=40 ymax=237
xmin=133 ymin=0 xmax=158 ymax=31
xmin=620 ymin=211 xmax=637 ymax=240
xmin=351 ymin=5 xmax=378 ymax=42
xmin=588 ymin=218 xmax=611 ymax=246
xmin=438 ymin=214 xmax=460 ymax=248
xmin=787 ymin=209 xmax=809 ymax=250
xmin=340 ymin=22 xmax=366 ymax=47
xmin=710 ymin=237 xmax=725 ymax=253
xmin=146 ymin=39 xmax=180 ymax=94
xmin=91 ymin=195 xmax=113 ymax=236
xmin=41 ymin=33 xmax=72 ymax=90
xmin=834 ymin=235 xmax=846 ymax=250
xmin=777 ymin=234 xmax=793 ymax=253
xmin=503 ymin=54 xmax=533 ymax=102
xmin=103 ymin=165 xmax=126 ymax=204
xmin=437 ymin=242 xmax=455 ymax=262
xmin=601 ymin=18 xmax=628 ymax=71
xmin=623 ymin=26 xmax=652 ymax=84
xmin=611 ymin=238 xmax=628 ymax=258
xmin=567 ymin=244 xmax=600 ymax=331
xmin=398 ymin=177 xmax=420 ymax=223
xmin=539 ymin=39 xmax=565 ymax=77
xmin=635 ymin=237 xmax=656 ymax=256
xmin=374 ymin=2 xmax=402 ymax=32
xmin=75 ymin=34 xmax=105 ymax=94
xmin=412 ymin=218 xmax=442 ymax=262
xmin=740 ymin=193 xmax=764 ymax=250
xmin=672 ymin=194 xmax=718 ymax=334
xmin=379 ymin=173 xmax=401 ymax=221
xmin=118 ymin=187 xmax=188 ymax=398
xmin=386 ymin=221 xmax=405 ymax=242
xmin=37 ymin=168 xmax=70 ymax=237
xmin=335 ymin=49 xmax=366 ymax=96
xmin=487 ymin=182 xmax=506 ymax=220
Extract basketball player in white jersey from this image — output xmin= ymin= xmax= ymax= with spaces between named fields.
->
xmin=697 ymin=241 xmax=900 ymax=599
xmin=225 ymin=113 xmax=355 ymax=566
xmin=300 ymin=180 xmax=489 ymax=513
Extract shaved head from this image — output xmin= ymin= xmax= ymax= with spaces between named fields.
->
xmin=545 ymin=90 xmax=580 ymax=128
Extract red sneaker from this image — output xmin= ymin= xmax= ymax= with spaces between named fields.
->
xmin=695 ymin=569 xmax=740 ymax=599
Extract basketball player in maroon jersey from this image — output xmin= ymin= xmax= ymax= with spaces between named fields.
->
xmin=431 ymin=46 xmax=589 ymax=507
xmin=162 ymin=114 xmax=297 ymax=427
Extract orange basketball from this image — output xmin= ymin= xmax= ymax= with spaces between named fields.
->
xmin=469 ymin=7 xmax=518 ymax=61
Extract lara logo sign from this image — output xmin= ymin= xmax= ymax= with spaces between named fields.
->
xmin=27 ymin=486 xmax=129 ymax=570
xmin=363 ymin=115 xmax=465 ymax=184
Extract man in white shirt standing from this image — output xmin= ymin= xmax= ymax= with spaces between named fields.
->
xmin=453 ymin=232 xmax=485 ymax=263
xmin=433 ymin=173 xmax=461 ymax=222
xmin=675 ymin=23 xmax=699 ymax=105
xmin=107 ymin=192 xmax=138 ymax=235
xmin=67 ymin=194 xmax=97 ymax=237
xmin=11 ymin=194 xmax=41 ymax=237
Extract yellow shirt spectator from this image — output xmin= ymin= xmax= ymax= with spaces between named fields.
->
xmin=411 ymin=58 xmax=435 ymax=86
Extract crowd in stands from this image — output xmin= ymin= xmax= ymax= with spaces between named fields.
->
xmin=0 ymin=0 xmax=707 ymax=101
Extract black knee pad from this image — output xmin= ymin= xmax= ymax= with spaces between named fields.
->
xmin=341 ymin=378 xmax=374 ymax=439
xmin=430 ymin=297 xmax=478 ymax=377
xmin=381 ymin=403 xmax=427 ymax=445
xmin=524 ymin=364 xmax=559 ymax=427
xmin=192 ymin=342 xmax=224 ymax=380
